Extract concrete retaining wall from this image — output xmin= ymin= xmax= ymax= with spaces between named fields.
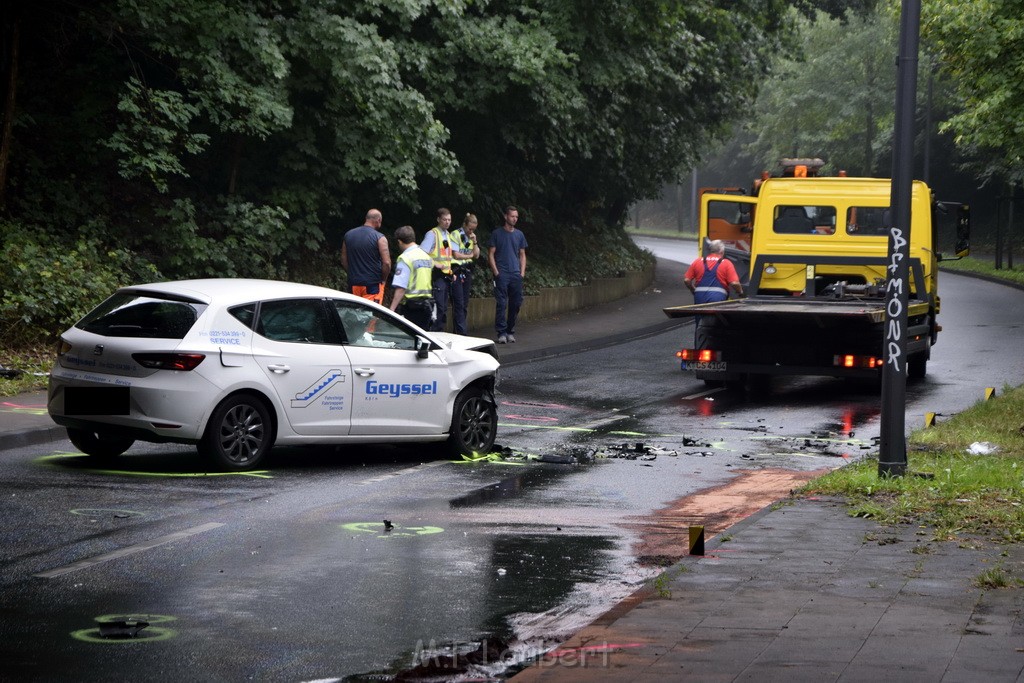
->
xmin=448 ymin=264 xmax=655 ymax=335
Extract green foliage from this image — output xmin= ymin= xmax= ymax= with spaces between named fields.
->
xmin=105 ymin=78 xmax=210 ymax=194
xmin=0 ymin=223 xmax=160 ymax=344
xmin=975 ymin=566 xmax=1021 ymax=590
xmin=466 ymin=218 xmax=654 ymax=298
xmin=924 ymin=0 xmax=1024 ymax=184
xmin=0 ymin=0 xmax=792 ymax=345
xmin=745 ymin=8 xmax=897 ymax=174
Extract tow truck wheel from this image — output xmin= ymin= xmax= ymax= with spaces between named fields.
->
xmin=746 ymin=373 xmax=771 ymax=397
xmin=909 ymin=353 xmax=928 ymax=379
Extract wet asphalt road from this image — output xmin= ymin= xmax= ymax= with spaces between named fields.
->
xmin=1 ymin=239 xmax=1022 ymax=681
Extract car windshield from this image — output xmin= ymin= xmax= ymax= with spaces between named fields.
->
xmin=77 ymin=292 xmax=207 ymax=339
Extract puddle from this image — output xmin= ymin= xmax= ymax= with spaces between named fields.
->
xmin=343 ymin=534 xmax=638 ymax=682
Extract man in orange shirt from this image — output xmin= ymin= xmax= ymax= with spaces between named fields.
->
xmin=685 ymin=240 xmax=743 ymax=303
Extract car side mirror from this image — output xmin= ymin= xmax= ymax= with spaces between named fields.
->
xmin=416 ymin=337 xmax=432 ymax=359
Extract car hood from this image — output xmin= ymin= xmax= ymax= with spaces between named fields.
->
xmin=430 ymin=332 xmax=496 ymax=355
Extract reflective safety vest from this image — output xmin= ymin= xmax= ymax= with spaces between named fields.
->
xmin=450 ymin=229 xmax=474 ymax=267
xmin=694 ymin=257 xmax=728 ymax=304
xmin=398 ymin=246 xmax=434 ymax=299
xmin=427 ymin=226 xmax=452 ymax=274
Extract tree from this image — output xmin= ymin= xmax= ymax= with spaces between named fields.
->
xmin=923 ymin=0 xmax=1024 ymax=184
xmin=742 ymin=8 xmax=897 ymax=175
xmin=1 ymin=0 xmax=815 ymax=343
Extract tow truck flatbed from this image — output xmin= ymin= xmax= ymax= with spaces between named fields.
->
xmin=663 ymin=298 xmax=930 ymax=325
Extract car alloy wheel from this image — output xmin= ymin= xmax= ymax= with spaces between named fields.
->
xmin=448 ymin=387 xmax=497 ymax=456
xmin=199 ymin=395 xmax=272 ymax=470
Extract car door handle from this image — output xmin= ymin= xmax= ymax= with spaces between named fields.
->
xmin=354 ymin=368 xmax=375 ymax=377
xmin=267 ymin=364 xmax=290 ymax=374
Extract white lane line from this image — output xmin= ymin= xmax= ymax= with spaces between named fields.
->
xmin=356 ymin=459 xmax=447 ymax=486
xmin=682 ymin=387 xmax=725 ymax=400
xmin=34 ymin=522 xmax=225 ymax=579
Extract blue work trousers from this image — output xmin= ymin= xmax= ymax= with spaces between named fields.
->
xmin=494 ymin=272 xmax=524 ymax=336
xmin=450 ymin=270 xmax=472 ymax=335
xmin=430 ymin=274 xmax=452 ymax=332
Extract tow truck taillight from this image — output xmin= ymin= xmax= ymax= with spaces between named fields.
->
xmin=677 ymin=349 xmax=721 ymax=362
xmin=133 ymin=353 xmax=206 ymax=371
xmin=834 ymin=354 xmax=882 ymax=369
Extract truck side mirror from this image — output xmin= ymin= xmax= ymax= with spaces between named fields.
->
xmin=954 ymin=204 xmax=970 ymax=258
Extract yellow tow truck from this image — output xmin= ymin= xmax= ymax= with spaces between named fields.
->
xmin=664 ymin=160 xmax=970 ymax=385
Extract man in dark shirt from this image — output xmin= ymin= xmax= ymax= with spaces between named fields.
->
xmin=487 ymin=206 xmax=528 ymax=343
xmin=341 ymin=209 xmax=391 ymax=305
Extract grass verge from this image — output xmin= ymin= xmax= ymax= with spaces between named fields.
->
xmin=0 ymin=346 xmax=51 ymax=397
xmin=939 ymin=256 xmax=1024 ymax=287
xmin=803 ymin=384 xmax=1024 ymax=543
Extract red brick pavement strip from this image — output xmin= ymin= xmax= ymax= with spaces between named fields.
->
xmin=512 ymin=469 xmax=826 ymax=682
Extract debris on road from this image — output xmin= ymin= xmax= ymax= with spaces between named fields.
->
xmin=98 ymin=619 xmax=149 ymax=639
xmin=598 ymin=442 xmax=679 ymax=461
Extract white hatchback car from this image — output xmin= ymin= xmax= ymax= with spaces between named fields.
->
xmin=47 ymin=279 xmax=499 ymax=470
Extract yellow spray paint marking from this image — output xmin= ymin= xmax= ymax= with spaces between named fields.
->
xmin=340 ymin=522 xmax=444 ymax=538
xmin=71 ymin=614 xmax=178 ymax=644
xmin=450 ymin=452 xmax=532 ymax=466
xmin=37 ymin=452 xmax=273 ymax=478
xmin=451 ymin=458 xmax=527 ymax=466
xmin=497 ymin=422 xmax=596 ymax=433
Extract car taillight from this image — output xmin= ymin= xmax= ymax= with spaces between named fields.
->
xmin=132 ymin=353 xmax=206 ymax=371
xmin=56 ymin=339 xmax=72 ymax=357
xmin=676 ymin=349 xmax=721 ymax=362
xmin=834 ymin=354 xmax=882 ymax=369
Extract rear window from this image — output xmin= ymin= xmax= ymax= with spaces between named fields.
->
xmin=846 ymin=206 xmax=890 ymax=235
xmin=76 ymin=292 xmax=207 ymax=339
xmin=773 ymin=205 xmax=837 ymax=235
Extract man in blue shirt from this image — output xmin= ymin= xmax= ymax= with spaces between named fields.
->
xmin=487 ymin=206 xmax=528 ymax=343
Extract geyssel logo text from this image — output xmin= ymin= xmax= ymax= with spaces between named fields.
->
xmin=365 ymin=380 xmax=438 ymax=398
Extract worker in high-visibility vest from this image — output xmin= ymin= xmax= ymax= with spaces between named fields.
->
xmin=448 ymin=213 xmax=481 ymax=335
xmin=390 ymin=225 xmax=435 ymax=330
xmin=420 ymin=208 xmax=455 ymax=331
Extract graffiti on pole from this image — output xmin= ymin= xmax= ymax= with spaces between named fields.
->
xmin=885 ymin=225 xmax=908 ymax=374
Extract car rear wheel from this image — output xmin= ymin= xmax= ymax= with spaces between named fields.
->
xmin=447 ymin=387 xmax=497 ymax=457
xmin=67 ymin=428 xmax=134 ymax=459
xmin=198 ymin=395 xmax=272 ymax=471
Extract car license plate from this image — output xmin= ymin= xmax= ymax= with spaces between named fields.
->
xmin=65 ymin=386 xmax=130 ymax=416
xmin=682 ymin=361 xmax=727 ymax=372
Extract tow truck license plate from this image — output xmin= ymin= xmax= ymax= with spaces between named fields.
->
xmin=683 ymin=361 xmax=727 ymax=371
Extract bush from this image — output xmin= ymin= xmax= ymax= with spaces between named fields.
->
xmin=0 ymin=222 xmax=159 ymax=345
xmin=469 ymin=219 xmax=654 ymax=297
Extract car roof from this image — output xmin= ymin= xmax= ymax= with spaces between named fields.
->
xmin=123 ymin=279 xmax=356 ymax=306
